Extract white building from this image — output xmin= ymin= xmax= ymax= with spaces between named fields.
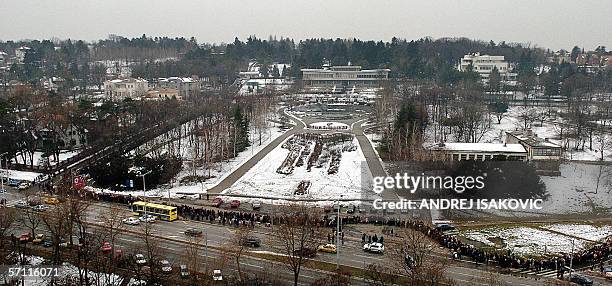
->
xmin=301 ymin=63 xmax=390 ymax=92
xmin=458 ymin=53 xmax=517 ymax=84
xmin=505 ymin=130 xmax=562 ymax=161
xmin=426 ymin=142 xmax=528 ymax=161
xmin=0 ymin=51 xmax=7 ymax=64
xmin=103 ymin=78 xmax=149 ymax=101
xmin=156 ymin=77 xmax=199 ymax=99
xmin=15 ymin=46 xmax=31 ymax=64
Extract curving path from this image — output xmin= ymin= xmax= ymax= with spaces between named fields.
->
xmin=207 ymin=109 xmax=305 ymax=194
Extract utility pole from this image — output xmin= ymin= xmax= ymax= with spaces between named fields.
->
xmin=138 ymin=170 xmax=152 ymax=218
xmin=0 ymin=152 xmax=7 ymax=191
xmin=336 ymin=195 xmax=343 ymax=271
xmin=569 ymin=239 xmax=574 ymax=279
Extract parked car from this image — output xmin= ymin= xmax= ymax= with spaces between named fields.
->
xmin=18 ymin=182 xmax=30 ymax=190
xmin=184 ymin=228 xmax=203 ymax=237
xmin=212 ymin=197 xmax=223 ymax=207
xmin=435 ymin=223 xmax=455 ymax=232
xmin=363 ymin=242 xmax=385 ymax=254
xmin=358 ymin=205 xmax=367 ymax=213
xmin=252 ymin=200 xmax=262 ymax=210
xmin=179 ymin=264 xmax=189 ymax=278
xmin=569 ymin=274 xmax=593 ymax=286
xmin=42 ymin=239 xmax=53 ymax=248
xmin=346 ymin=204 xmax=356 ymax=214
xmin=101 ymin=242 xmax=113 ymax=252
xmin=160 ymin=260 xmax=172 ymax=273
xmin=241 ymin=236 xmax=261 ymax=247
xmin=603 ymin=267 xmax=612 ymax=279
xmin=15 ymin=200 xmax=29 ymax=209
xmin=32 ymin=234 xmax=45 ymax=244
xmin=294 ymin=248 xmax=317 ymax=258
xmin=122 ymin=217 xmax=140 ymax=225
xmin=317 ymin=244 xmax=337 ymax=254
xmin=230 ymin=200 xmax=241 ymax=208
xmin=139 ymin=214 xmax=156 ymax=223
xmin=134 ymin=253 xmax=147 ymax=265
xmin=212 ymin=269 xmax=223 ymax=281
xmin=7 ymin=179 xmax=20 ymax=187
xmin=32 ymin=205 xmax=49 ymax=212
xmin=19 ymin=233 xmax=32 ymax=243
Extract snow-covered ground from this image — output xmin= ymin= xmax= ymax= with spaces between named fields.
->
xmin=87 ymin=122 xmax=288 ymax=199
xmin=460 ymin=223 xmax=611 ymax=256
xmin=539 ymin=163 xmax=612 ymax=214
xmin=11 ymin=150 xmax=80 ymax=167
xmin=425 ymin=106 xmax=612 ymax=161
xmin=6 ymin=255 xmax=123 ymax=286
xmin=222 ymin=134 xmax=375 ymax=206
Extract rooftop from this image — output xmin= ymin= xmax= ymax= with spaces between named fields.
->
xmin=426 ymin=142 xmax=527 ymax=153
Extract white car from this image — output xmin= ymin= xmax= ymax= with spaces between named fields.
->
xmin=32 ymin=205 xmax=49 ymax=212
xmin=212 ymin=269 xmax=223 ymax=281
xmin=18 ymin=182 xmax=30 ymax=190
xmin=252 ymin=200 xmax=262 ymax=210
xmin=363 ymin=242 xmax=385 ymax=254
xmin=122 ymin=217 xmax=140 ymax=225
xmin=139 ymin=214 xmax=156 ymax=223
xmin=160 ymin=260 xmax=172 ymax=273
xmin=134 ymin=253 xmax=147 ymax=265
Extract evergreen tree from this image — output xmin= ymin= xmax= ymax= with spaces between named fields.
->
xmin=488 ymin=67 xmax=502 ymax=92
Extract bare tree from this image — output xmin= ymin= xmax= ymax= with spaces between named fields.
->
xmin=275 ymin=204 xmax=324 ymax=286
xmin=226 ymin=226 xmax=253 ymax=281
xmin=391 ymin=228 xmax=453 ymax=286
xmin=20 ymin=208 xmax=42 ymax=239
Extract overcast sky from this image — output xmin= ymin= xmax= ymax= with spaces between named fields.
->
xmin=1 ymin=0 xmax=610 ymax=50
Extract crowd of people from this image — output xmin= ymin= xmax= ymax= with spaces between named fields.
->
xmin=84 ymin=191 xmax=611 ymax=276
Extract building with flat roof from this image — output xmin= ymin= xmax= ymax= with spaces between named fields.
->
xmin=301 ymin=63 xmax=390 ymax=92
xmin=458 ymin=53 xmax=517 ymax=84
xmin=426 ymin=142 xmax=528 ymax=161
xmin=103 ymin=78 xmax=149 ymax=101
xmin=505 ymin=130 xmax=562 ymax=161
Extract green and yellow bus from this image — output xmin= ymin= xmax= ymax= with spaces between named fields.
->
xmin=131 ymin=201 xmax=178 ymax=222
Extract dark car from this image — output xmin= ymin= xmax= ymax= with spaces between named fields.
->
xmin=241 ymin=237 xmax=261 ymax=247
xmin=294 ymin=248 xmax=317 ymax=258
xmin=346 ymin=205 xmax=356 ymax=214
xmin=435 ymin=223 xmax=456 ymax=232
xmin=42 ymin=239 xmax=53 ymax=248
xmin=184 ymin=228 xmax=203 ymax=237
xmin=569 ymin=274 xmax=593 ymax=286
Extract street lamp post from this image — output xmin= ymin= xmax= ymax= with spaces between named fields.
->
xmin=336 ymin=195 xmax=343 ymax=270
xmin=138 ymin=170 xmax=152 ymax=219
xmin=0 ymin=152 xmax=7 ymax=191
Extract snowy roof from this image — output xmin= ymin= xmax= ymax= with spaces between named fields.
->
xmin=426 ymin=143 xmax=527 ymax=153
xmin=506 ymin=130 xmax=561 ymax=148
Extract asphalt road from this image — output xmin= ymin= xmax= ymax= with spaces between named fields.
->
xmin=2 ymin=188 xmax=569 ymax=286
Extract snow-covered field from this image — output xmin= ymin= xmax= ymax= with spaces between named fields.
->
xmin=87 ymin=122 xmax=287 ymax=199
xmin=11 ymin=150 xmax=80 ymax=167
xmin=539 ymin=163 xmax=612 ymax=214
xmin=425 ymin=106 xmax=612 ymax=161
xmin=222 ymin=134 xmax=375 ymax=205
xmin=460 ymin=223 xmax=612 ymax=256
xmin=6 ymin=255 xmax=122 ymax=286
